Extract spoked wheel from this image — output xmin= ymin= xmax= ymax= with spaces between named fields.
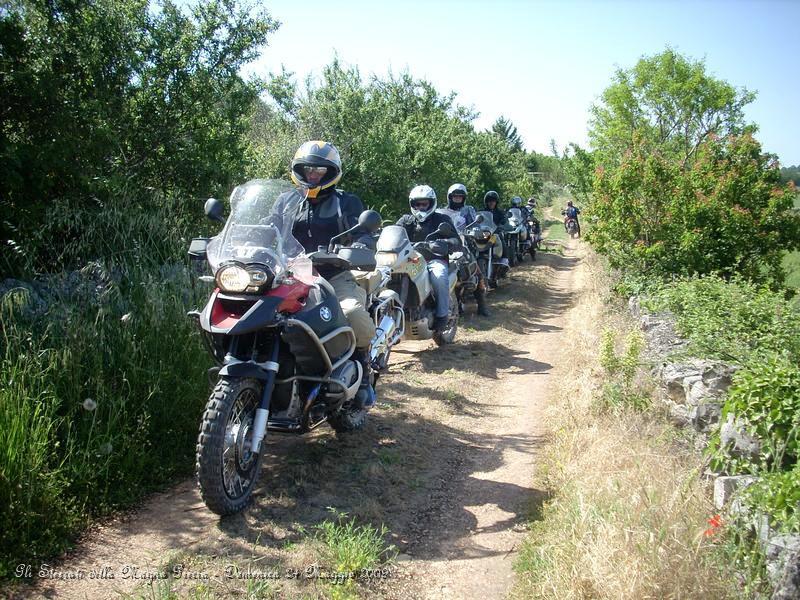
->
xmin=328 ymin=403 xmax=368 ymax=433
xmin=196 ymin=377 xmax=264 ymax=515
xmin=508 ymin=239 xmax=517 ymax=267
xmin=433 ymin=290 xmax=459 ymax=346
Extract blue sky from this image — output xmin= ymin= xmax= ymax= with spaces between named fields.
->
xmin=243 ymin=0 xmax=800 ymax=165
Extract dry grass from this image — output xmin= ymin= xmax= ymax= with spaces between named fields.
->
xmin=513 ymin=247 xmax=740 ymax=599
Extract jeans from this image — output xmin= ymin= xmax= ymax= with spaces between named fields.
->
xmin=427 ymin=259 xmax=450 ymax=318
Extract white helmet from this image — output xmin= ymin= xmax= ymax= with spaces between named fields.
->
xmin=447 ymin=183 xmax=468 ymax=209
xmin=409 ymin=185 xmax=437 ymax=222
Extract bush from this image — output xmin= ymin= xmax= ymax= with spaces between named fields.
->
xmin=589 ymin=134 xmax=800 ymax=286
xmin=646 ymin=276 xmax=800 ymax=533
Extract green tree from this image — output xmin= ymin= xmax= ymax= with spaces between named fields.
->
xmin=250 ymin=62 xmax=531 ymax=218
xmin=491 ymin=115 xmax=524 ymax=153
xmin=0 ymin=0 xmax=277 ymax=274
xmin=590 ymin=133 xmax=800 ymax=284
xmin=589 ymin=48 xmax=755 ymax=167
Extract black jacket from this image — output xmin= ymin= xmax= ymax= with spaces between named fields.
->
xmin=484 ymin=205 xmax=508 ymax=228
xmin=273 ymin=188 xmax=364 ymax=254
xmin=396 ymin=212 xmax=460 ymax=260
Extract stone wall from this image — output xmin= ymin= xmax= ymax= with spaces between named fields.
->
xmin=629 ymin=296 xmax=799 ymax=598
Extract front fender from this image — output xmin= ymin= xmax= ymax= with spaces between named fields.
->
xmin=220 ymin=360 xmax=276 ymax=381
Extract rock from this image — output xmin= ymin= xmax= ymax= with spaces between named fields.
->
xmin=713 ymin=475 xmax=757 ymax=510
xmin=659 ymin=360 xmax=737 ymax=432
xmin=773 ymin=546 xmax=800 ymax=600
xmin=765 ymin=534 xmax=800 ymax=589
xmin=692 ymin=402 xmax=722 ymax=431
xmin=0 ymin=279 xmax=48 ymax=318
xmin=628 ymin=295 xmax=642 ymax=318
xmin=720 ymin=413 xmax=762 ymax=462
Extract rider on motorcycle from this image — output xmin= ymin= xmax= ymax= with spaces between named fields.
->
xmin=437 ymin=183 xmax=490 ymax=317
xmin=484 ymin=191 xmax=510 ymax=268
xmin=272 ymin=140 xmax=376 ymax=408
xmin=396 ymin=185 xmax=461 ymax=332
xmin=562 ymin=200 xmax=581 ymax=235
xmin=510 ymin=195 xmax=533 ymax=246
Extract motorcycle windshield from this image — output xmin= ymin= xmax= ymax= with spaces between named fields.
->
xmin=206 ymin=179 xmax=306 ymax=275
xmin=437 ymin=208 xmax=467 ymax=233
xmin=476 ymin=211 xmax=497 ymax=233
xmin=508 ymin=208 xmax=523 ymax=221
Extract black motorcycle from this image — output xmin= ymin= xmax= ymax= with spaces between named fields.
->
xmin=187 ymin=179 xmax=403 ymax=515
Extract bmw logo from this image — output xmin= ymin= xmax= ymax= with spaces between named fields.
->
xmin=319 ymin=306 xmax=332 ymax=322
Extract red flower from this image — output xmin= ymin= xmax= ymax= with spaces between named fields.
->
xmin=703 ymin=514 xmax=723 ymax=537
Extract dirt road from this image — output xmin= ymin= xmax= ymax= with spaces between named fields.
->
xmin=19 ymin=237 xmax=581 ymax=600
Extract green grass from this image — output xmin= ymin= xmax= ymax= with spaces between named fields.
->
xmin=0 ymin=263 xmax=210 ymax=578
xmin=314 ymin=510 xmax=394 ymax=574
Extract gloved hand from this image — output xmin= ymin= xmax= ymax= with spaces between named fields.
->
xmin=430 ymin=239 xmax=450 ymax=258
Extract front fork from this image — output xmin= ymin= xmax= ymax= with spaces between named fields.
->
xmin=250 ymin=339 xmax=280 ymax=454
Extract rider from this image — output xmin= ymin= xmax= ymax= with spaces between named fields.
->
xmin=437 ymin=183 xmax=490 ymax=317
xmin=510 ymin=195 xmax=533 ymax=244
xmin=396 ymin=185 xmax=460 ymax=332
xmin=483 ymin=190 xmax=507 ymax=228
xmin=273 ymin=140 xmax=376 ymax=408
xmin=483 ymin=191 xmax=510 ymax=271
xmin=562 ymin=200 xmax=581 ymax=235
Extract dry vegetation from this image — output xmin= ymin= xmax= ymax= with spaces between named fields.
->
xmin=513 ymin=246 xmax=740 ymax=599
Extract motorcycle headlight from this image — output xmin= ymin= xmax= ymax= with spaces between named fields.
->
xmin=375 ymin=252 xmax=398 ymax=267
xmin=478 ymin=230 xmax=491 ymax=241
xmin=217 ymin=265 xmax=272 ymax=293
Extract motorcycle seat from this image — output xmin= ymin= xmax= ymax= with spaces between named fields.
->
xmin=353 ymin=269 xmax=382 ymax=294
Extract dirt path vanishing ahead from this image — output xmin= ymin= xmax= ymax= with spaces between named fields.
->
xmin=17 ymin=237 xmax=582 ymax=600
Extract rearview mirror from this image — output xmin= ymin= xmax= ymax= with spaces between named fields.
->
xmin=204 ymin=197 xmax=225 ymax=223
xmin=357 ymin=209 xmax=382 ymax=233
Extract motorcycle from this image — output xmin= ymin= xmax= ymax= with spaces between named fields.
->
xmin=187 ymin=179 xmax=404 ymax=515
xmin=562 ymin=211 xmax=580 ymax=238
xmin=506 ymin=207 xmax=531 ymax=264
xmin=464 ymin=211 xmax=508 ymax=290
xmin=436 ymin=208 xmax=484 ymax=316
xmin=375 ymin=222 xmax=460 ymax=345
xmin=529 ymin=217 xmax=542 ymax=258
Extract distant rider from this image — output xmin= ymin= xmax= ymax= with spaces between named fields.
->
xmin=483 ymin=191 xmax=510 ymax=272
xmin=273 ymin=140 xmax=376 ymax=408
xmin=396 ymin=185 xmax=460 ymax=332
xmin=562 ymin=200 xmax=581 ymax=235
xmin=437 ymin=183 xmax=490 ymax=317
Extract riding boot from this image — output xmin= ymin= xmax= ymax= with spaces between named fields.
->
xmin=352 ymin=349 xmax=375 ymax=409
xmin=475 ymin=288 xmax=490 ymax=317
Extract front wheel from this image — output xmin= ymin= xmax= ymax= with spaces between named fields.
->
xmin=507 ymin=237 xmax=517 ymax=267
xmin=328 ymin=404 xmax=368 ymax=433
xmin=433 ymin=290 xmax=459 ymax=346
xmin=196 ymin=377 xmax=264 ymax=516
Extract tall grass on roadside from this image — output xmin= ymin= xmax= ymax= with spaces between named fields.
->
xmin=0 ymin=261 xmax=211 ymax=578
xmin=513 ymin=249 xmax=739 ymax=599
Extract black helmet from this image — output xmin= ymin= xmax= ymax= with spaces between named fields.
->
xmin=511 ymin=196 xmax=523 ymax=207
xmin=483 ymin=190 xmax=499 ymax=209
xmin=290 ymin=140 xmax=342 ymax=199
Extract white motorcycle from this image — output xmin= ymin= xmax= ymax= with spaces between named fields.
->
xmin=375 ymin=223 xmax=459 ymax=346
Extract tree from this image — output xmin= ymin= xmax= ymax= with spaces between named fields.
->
xmin=491 ymin=116 xmax=524 ymax=152
xmin=589 ymin=48 xmax=755 ymax=167
xmin=589 ymin=133 xmax=800 ymax=285
xmin=250 ymin=62 xmax=532 ymax=218
xmin=0 ymin=0 xmax=277 ymax=274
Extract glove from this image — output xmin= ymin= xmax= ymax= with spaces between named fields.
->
xmin=430 ymin=239 xmax=450 ymax=258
